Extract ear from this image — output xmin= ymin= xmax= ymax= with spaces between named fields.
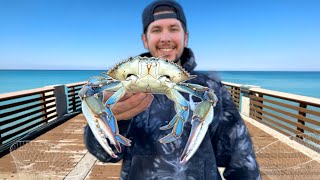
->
xmin=184 ymin=31 xmax=189 ymax=47
xmin=142 ymin=34 xmax=149 ymax=50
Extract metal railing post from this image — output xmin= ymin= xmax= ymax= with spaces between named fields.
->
xmin=53 ymin=85 xmax=67 ymax=118
xmin=240 ymin=85 xmax=260 ymax=117
xmin=297 ymin=103 xmax=307 ymax=138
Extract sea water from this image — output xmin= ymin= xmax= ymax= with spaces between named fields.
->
xmin=1 ymin=70 xmax=319 ymax=98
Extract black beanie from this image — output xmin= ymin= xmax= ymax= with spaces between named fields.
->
xmin=142 ymin=0 xmax=187 ymax=33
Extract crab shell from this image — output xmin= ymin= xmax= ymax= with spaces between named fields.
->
xmin=106 ymin=56 xmax=196 ymax=93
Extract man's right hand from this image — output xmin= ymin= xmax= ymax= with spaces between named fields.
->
xmin=103 ymin=92 xmax=154 ymax=121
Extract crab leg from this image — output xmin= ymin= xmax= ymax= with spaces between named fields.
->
xmin=174 ymin=83 xmax=218 ymax=164
xmin=79 ymin=77 xmax=131 ymax=158
xmin=104 ymin=87 xmax=132 ymax=149
xmin=159 ymin=89 xmax=189 ymax=143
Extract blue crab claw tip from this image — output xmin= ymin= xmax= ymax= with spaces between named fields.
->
xmin=180 ymin=158 xmax=187 ymax=164
xmin=114 ymin=144 xmax=121 ymax=153
xmin=111 ymin=153 xmax=118 ymax=158
xmin=159 ymin=125 xmax=170 ymax=130
xmin=159 ymin=134 xmax=178 ymax=144
xmin=116 ymin=134 xmax=132 ymax=146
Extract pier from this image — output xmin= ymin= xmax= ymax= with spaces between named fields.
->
xmin=0 ymin=81 xmax=319 ymax=179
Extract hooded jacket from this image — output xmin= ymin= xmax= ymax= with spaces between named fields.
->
xmin=84 ymin=48 xmax=261 ymax=180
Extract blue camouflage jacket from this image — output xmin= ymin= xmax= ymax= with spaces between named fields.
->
xmin=84 ymin=48 xmax=261 ymax=180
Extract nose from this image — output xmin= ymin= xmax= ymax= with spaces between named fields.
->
xmin=160 ymin=31 xmax=171 ymax=43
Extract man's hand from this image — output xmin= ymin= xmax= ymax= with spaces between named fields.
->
xmin=103 ymin=92 xmax=154 ymax=120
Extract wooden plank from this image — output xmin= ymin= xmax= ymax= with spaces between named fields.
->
xmin=229 ymin=91 xmax=240 ymax=98
xmin=0 ymin=104 xmax=56 ymax=126
xmin=250 ymin=112 xmax=292 ymax=136
xmin=67 ymin=87 xmax=82 ymax=93
xmin=65 ymin=81 xmax=86 ymax=88
xmin=233 ymin=101 xmax=239 ymax=108
xmin=0 ymin=94 xmax=54 ymax=110
xmin=1 ymin=113 xmax=319 ymax=179
xmin=0 ymin=113 xmax=88 ymax=180
xmin=251 ymin=109 xmax=301 ymax=135
xmin=251 ymin=109 xmax=320 ymax=144
xmin=250 ymin=105 xmax=320 ymax=134
xmin=68 ymin=100 xmax=81 ymax=106
xmin=297 ymin=103 xmax=307 ymax=134
xmin=251 ymin=100 xmax=320 ymax=126
xmin=250 ymin=87 xmax=320 ymax=107
xmin=0 ymin=99 xmax=55 ymax=118
xmin=221 ymin=81 xmax=242 ymax=88
xmin=1 ymin=108 xmax=57 ymax=134
xmin=233 ymin=98 xmax=240 ymax=103
xmin=0 ymin=87 xmax=54 ymax=102
xmin=250 ymin=95 xmax=320 ymax=117
xmin=67 ymin=93 xmax=80 ymax=98
xmin=1 ymin=113 xmax=57 ymax=142
xmin=68 ymin=107 xmax=81 ymax=112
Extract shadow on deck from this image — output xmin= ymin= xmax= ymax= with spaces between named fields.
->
xmin=0 ymin=114 xmax=319 ymax=180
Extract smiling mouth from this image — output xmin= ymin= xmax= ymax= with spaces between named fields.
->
xmin=158 ymin=48 xmax=175 ymax=57
xmin=159 ymin=48 xmax=174 ymax=52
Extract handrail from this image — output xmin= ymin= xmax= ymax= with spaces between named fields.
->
xmin=221 ymin=81 xmax=242 ymax=88
xmin=222 ymin=81 xmax=241 ymax=109
xmin=0 ymin=82 xmax=85 ymax=155
xmin=250 ymin=87 xmax=320 ymax=107
xmin=222 ymin=82 xmax=320 ymax=149
xmin=0 ymin=86 xmax=54 ymax=101
xmin=66 ymin=81 xmax=86 ymax=113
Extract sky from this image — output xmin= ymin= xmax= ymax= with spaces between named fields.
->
xmin=0 ymin=0 xmax=319 ymax=71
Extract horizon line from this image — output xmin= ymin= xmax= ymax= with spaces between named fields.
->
xmin=1 ymin=69 xmax=320 ymax=72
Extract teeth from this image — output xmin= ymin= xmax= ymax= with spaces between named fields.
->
xmin=160 ymin=48 xmax=173 ymax=52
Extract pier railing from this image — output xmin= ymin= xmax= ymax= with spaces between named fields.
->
xmin=0 ymin=82 xmax=85 ymax=155
xmin=1 ymin=81 xmax=319 ymax=155
xmin=222 ymin=82 xmax=241 ymax=110
xmin=66 ymin=82 xmax=85 ymax=113
xmin=222 ymin=81 xmax=320 ymax=148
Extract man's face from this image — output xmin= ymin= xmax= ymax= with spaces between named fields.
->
xmin=142 ymin=18 xmax=188 ymax=62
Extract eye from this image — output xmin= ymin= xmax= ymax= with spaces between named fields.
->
xmin=152 ymin=29 xmax=161 ymax=33
xmin=170 ymin=28 xmax=179 ymax=32
xmin=164 ymin=75 xmax=171 ymax=80
xmin=126 ymin=74 xmax=134 ymax=78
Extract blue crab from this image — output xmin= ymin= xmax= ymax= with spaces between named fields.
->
xmin=79 ymin=56 xmax=218 ymax=164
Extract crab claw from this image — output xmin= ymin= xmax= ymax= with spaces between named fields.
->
xmin=82 ymin=96 xmax=131 ymax=158
xmin=180 ymin=101 xmax=214 ymax=164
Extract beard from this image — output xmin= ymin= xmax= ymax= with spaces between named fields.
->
xmin=173 ymin=58 xmax=181 ymax=64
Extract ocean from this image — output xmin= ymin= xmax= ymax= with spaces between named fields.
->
xmin=0 ymin=70 xmax=320 ymax=99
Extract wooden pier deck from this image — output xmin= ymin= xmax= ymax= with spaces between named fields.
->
xmin=0 ymin=113 xmax=319 ymax=180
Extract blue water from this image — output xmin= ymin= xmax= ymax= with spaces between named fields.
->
xmin=0 ymin=70 xmax=320 ymax=98
xmin=217 ymin=71 xmax=320 ymax=98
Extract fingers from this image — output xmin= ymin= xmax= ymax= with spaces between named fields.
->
xmin=103 ymin=92 xmax=154 ymax=120
xmin=103 ymin=92 xmax=134 ymax=104
xmin=116 ymin=94 xmax=154 ymax=120
xmin=112 ymin=93 xmax=148 ymax=114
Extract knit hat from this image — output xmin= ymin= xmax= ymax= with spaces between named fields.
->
xmin=142 ymin=0 xmax=187 ymax=33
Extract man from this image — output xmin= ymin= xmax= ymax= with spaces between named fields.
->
xmin=85 ymin=0 xmax=261 ymax=179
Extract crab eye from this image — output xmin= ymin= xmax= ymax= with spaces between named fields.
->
xmin=163 ymin=75 xmax=171 ymax=80
xmin=126 ymin=74 xmax=134 ymax=78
